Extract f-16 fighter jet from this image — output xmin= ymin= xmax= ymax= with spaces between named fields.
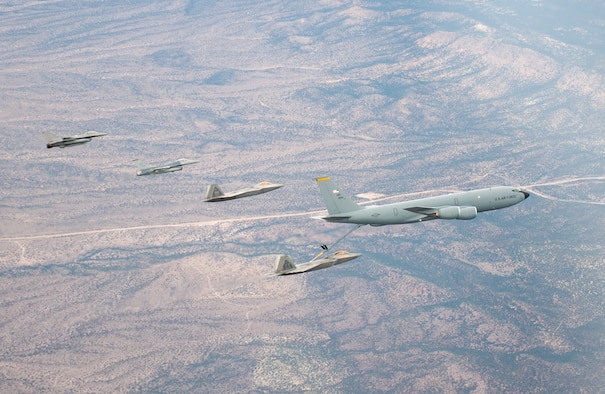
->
xmin=204 ymin=181 xmax=283 ymax=202
xmin=44 ymin=131 xmax=108 ymax=148
xmin=133 ymin=158 xmax=198 ymax=176
xmin=269 ymin=251 xmax=362 ymax=276
xmin=315 ymin=176 xmax=529 ymax=226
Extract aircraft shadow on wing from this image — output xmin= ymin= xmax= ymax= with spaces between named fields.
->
xmin=133 ymin=158 xmax=199 ymax=176
xmin=204 ymin=181 xmax=283 ymax=202
xmin=44 ymin=131 xmax=108 ymax=149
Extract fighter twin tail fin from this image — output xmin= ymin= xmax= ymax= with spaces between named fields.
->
xmin=205 ymin=183 xmax=225 ymax=200
xmin=274 ymin=255 xmax=296 ymax=274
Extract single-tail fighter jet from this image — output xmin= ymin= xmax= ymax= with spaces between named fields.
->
xmin=269 ymin=251 xmax=362 ymax=276
xmin=315 ymin=176 xmax=529 ymax=226
xmin=133 ymin=158 xmax=198 ymax=176
xmin=204 ymin=181 xmax=283 ymax=202
xmin=44 ymin=131 xmax=108 ymax=148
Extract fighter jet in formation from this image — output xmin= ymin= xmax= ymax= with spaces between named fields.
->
xmin=204 ymin=181 xmax=283 ymax=202
xmin=133 ymin=158 xmax=198 ymax=176
xmin=315 ymin=176 xmax=529 ymax=226
xmin=44 ymin=131 xmax=108 ymax=149
xmin=269 ymin=251 xmax=362 ymax=276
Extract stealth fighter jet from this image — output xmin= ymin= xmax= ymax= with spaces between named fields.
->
xmin=204 ymin=181 xmax=283 ymax=202
xmin=133 ymin=158 xmax=198 ymax=176
xmin=44 ymin=131 xmax=108 ymax=148
xmin=269 ymin=251 xmax=362 ymax=276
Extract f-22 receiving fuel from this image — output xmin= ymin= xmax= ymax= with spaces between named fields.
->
xmin=133 ymin=158 xmax=198 ymax=176
xmin=270 ymin=251 xmax=362 ymax=276
xmin=44 ymin=131 xmax=108 ymax=148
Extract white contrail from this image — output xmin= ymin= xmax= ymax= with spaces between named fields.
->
xmin=523 ymin=176 xmax=605 ymax=188
xmin=522 ymin=175 xmax=605 ymax=206
xmin=0 ymin=210 xmax=324 ymax=241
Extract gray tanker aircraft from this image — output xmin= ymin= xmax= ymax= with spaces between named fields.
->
xmin=44 ymin=131 xmax=108 ymax=148
xmin=315 ymin=176 xmax=529 ymax=226
xmin=204 ymin=181 xmax=283 ymax=202
xmin=269 ymin=251 xmax=362 ymax=276
xmin=133 ymin=158 xmax=198 ymax=176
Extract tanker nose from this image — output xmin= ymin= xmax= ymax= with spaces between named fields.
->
xmin=521 ymin=190 xmax=530 ymax=199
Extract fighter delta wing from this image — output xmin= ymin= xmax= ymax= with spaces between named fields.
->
xmin=204 ymin=181 xmax=283 ymax=202
xmin=44 ymin=131 xmax=108 ymax=148
xmin=133 ymin=158 xmax=198 ymax=176
xmin=315 ymin=176 xmax=529 ymax=226
xmin=269 ymin=251 xmax=362 ymax=276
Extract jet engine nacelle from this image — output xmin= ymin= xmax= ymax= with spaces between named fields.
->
xmin=458 ymin=206 xmax=477 ymax=220
xmin=437 ymin=206 xmax=477 ymax=220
